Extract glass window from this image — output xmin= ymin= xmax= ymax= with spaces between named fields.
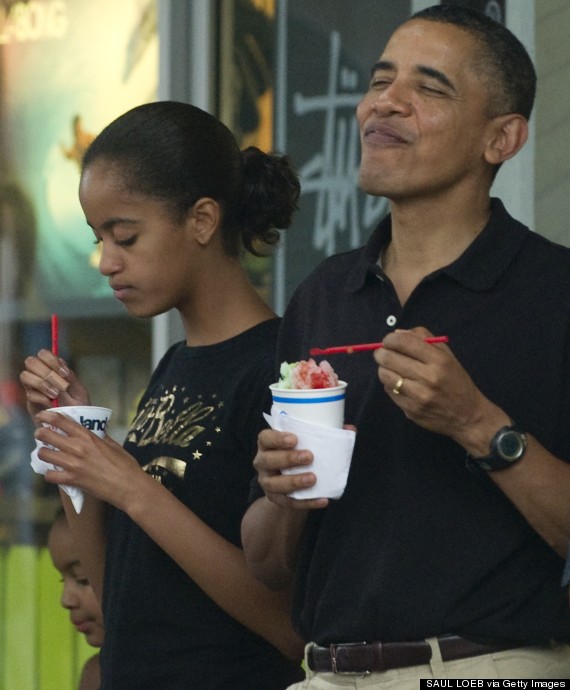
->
xmin=0 ymin=2 xmax=158 ymax=686
xmin=218 ymin=0 xmax=278 ymax=305
xmin=218 ymin=0 xmax=411 ymax=311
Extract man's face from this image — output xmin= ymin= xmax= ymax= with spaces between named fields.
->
xmin=356 ymin=19 xmax=497 ymax=202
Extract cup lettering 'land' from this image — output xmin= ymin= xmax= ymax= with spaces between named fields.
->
xmin=46 ymin=405 xmax=112 ymax=439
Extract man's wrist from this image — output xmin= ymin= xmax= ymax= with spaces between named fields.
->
xmin=457 ymin=408 xmax=512 ymax=458
xmin=466 ymin=422 xmax=528 ymax=474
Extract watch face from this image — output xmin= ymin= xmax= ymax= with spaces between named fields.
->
xmin=497 ymin=430 xmax=526 ymax=461
xmin=467 ymin=425 xmax=528 ymax=474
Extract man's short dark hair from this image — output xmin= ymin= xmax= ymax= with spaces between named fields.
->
xmin=412 ymin=4 xmax=536 ymax=120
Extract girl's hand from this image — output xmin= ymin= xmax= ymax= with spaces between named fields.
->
xmin=20 ymin=349 xmax=91 ymax=420
xmin=34 ymin=411 xmax=145 ymax=511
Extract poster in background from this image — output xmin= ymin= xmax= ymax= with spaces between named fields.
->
xmin=0 ymin=0 xmax=158 ymax=318
xmin=275 ymin=1 xmax=410 ymax=308
xmin=219 ymin=0 xmax=277 ymax=306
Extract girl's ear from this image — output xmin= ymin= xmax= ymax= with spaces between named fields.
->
xmin=484 ymin=113 xmax=528 ymax=166
xmin=188 ymin=197 xmax=221 ymax=246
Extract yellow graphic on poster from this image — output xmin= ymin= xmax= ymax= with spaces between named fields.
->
xmin=0 ymin=0 xmax=158 ymax=317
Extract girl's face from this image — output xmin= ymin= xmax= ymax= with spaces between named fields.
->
xmin=47 ymin=519 xmax=105 ymax=647
xmin=79 ymin=159 xmax=203 ymax=319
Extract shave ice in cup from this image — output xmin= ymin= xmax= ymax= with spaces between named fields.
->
xmin=269 ymin=359 xmax=354 ymax=500
xmin=269 ymin=359 xmax=347 ymax=427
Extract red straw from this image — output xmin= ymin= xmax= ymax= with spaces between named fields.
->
xmin=51 ymin=313 xmax=59 ymax=356
xmin=310 ymin=335 xmax=449 ymax=356
xmin=51 ymin=313 xmax=59 ymax=406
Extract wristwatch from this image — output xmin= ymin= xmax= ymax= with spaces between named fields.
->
xmin=466 ymin=423 xmax=527 ymax=473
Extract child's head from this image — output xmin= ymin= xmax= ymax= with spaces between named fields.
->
xmin=47 ymin=510 xmax=104 ymax=648
xmin=77 ymin=102 xmax=299 ymax=321
xmin=80 ymin=100 xmax=299 ymax=258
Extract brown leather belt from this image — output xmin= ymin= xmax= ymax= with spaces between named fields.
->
xmin=308 ymin=636 xmax=524 ymax=674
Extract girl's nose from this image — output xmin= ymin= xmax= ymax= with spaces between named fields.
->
xmin=61 ymin=581 xmax=79 ymax=609
xmin=97 ymin=241 xmax=121 ymax=276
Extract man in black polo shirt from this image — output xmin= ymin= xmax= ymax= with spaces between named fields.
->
xmin=242 ymin=4 xmax=570 ymax=686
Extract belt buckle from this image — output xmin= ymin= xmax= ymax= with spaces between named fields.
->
xmin=330 ymin=641 xmax=371 ymax=675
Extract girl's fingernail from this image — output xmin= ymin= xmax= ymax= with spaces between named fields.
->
xmin=47 ymin=388 xmax=59 ymax=398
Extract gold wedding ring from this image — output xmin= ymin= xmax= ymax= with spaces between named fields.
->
xmin=392 ymin=377 xmax=404 ymax=395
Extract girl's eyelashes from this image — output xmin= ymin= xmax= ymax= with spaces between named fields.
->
xmin=58 ymin=573 xmax=90 ymax=586
xmin=116 ymin=235 xmax=137 ymax=247
xmin=92 ymin=235 xmax=136 ymax=247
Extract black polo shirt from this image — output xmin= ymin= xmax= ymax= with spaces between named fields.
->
xmin=278 ymin=198 xmax=570 ymax=645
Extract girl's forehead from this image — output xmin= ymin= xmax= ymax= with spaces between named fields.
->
xmin=81 ymin=159 xmax=129 ymax=191
xmin=48 ymin=521 xmax=78 ymax=564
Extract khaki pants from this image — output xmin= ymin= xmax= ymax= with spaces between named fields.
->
xmin=286 ymin=639 xmax=570 ymax=689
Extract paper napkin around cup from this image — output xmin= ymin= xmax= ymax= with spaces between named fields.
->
xmin=264 ymin=409 xmax=356 ymax=500
xmin=31 ymin=443 xmax=84 ymax=513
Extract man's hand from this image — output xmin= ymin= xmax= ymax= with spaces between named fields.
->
xmin=374 ymin=328 xmax=509 ymax=456
xmin=254 ymin=429 xmax=329 ymax=510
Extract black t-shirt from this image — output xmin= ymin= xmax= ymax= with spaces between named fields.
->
xmin=101 ymin=319 xmax=303 ymax=689
xmin=277 ymin=199 xmax=570 ymax=646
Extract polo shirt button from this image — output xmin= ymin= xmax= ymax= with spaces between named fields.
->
xmin=387 ymin=315 xmax=397 ymax=326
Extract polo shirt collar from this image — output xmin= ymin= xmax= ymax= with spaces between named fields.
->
xmin=345 ymin=197 xmax=527 ymax=294
xmin=345 ymin=213 xmax=392 ymax=292
xmin=443 ymin=198 xmax=527 ymax=291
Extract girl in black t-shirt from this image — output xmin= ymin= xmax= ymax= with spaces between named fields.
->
xmin=21 ymin=102 xmax=303 ymax=689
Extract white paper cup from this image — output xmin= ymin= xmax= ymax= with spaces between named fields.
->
xmin=267 ymin=382 xmax=354 ymax=500
xmin=45 ymin=405 xmax=112 ymax=438
xmin=35 ymin=405 xmax=112 ymax=477
xmin=32 ymin=405 xmax=112 ymax=514
xmin=269 ymin=382 xmax=347 ymax=428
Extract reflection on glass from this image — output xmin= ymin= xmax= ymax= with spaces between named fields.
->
xmin=220 ymin=0 xmax=277 ymax=306
xmin=0 ymin=2 xmax=158 ymax=686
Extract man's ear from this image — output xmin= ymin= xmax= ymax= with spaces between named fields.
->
xmin=485 ymin=113 xmax=529 ymax=166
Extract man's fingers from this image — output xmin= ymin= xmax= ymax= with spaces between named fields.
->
xmin=258 ymin=428 xmax=298 ymax=452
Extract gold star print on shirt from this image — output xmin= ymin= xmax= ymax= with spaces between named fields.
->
xmin=127 ymin=386 xmax=224 ymax=487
